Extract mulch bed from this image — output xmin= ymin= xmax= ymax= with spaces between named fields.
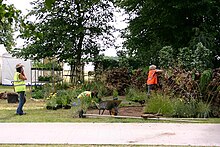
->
xmin=87 ymin=106 xmax=144 ymax=117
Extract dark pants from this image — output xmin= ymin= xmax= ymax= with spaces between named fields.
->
xmin=16 ymin=91 xmax=26 ymax=115
xmin=147 ymin=84 xmax=156 ymax=95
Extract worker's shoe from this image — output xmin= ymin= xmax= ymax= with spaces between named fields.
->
xmin=15 ymin=112 xmax=26 ymax=115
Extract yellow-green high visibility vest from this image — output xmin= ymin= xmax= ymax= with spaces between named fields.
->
xmin=13 ymin=72 xmax=26 ymax=92
xmin=77 ymin=91 xmax=92 ymax=99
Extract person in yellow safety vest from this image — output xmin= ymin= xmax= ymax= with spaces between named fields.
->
xmin=77 ymin=91 xmax=93 ymax=99
xmin=76 ymin=91 xmax=99 ymax=118
xmin=14 ymin=63 xmax=27 ymax=115
xmin=77 ymin=91 xmax=99 ymax=104
xmin=146 ymin=65 xmax=163 ymax=95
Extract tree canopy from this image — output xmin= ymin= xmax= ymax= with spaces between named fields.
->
xmin=118 ymin=0 xmax=220 ymax=68
xmin=15 ymin=0 xmax=116 ymax=81
xmin=0 ymin=0 xmax=21 ymax=51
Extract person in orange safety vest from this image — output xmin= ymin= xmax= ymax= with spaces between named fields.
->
xmin=146 ymin=65 xmax=163 ymax=95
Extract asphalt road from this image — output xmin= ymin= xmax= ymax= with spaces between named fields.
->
xmin=0 ymin=123 xmax=220 ymax=146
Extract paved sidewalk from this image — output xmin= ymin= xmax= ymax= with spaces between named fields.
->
xmin=0 ymin=123 xmax=220 ymax=146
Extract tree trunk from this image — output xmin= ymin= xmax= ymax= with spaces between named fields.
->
xmin=70 ymin=62 xmax=76 ymax=83
xmin=75 ymin=0 xmax=85 ymax=83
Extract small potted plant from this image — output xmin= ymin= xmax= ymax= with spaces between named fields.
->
xmin=62 ymin=96 xmax=71 ymax=109
xmin=7 ymin=92 xmax=19 ymax=103
xmin=46 ymin=99 xmax=58 ymax=110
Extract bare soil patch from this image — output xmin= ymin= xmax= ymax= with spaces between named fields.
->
xmin=87 ymin=106 xmax=144 ymax=117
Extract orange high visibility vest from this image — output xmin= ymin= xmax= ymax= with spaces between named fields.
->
xmin=147 ymin=70 xmax=157 ymax=85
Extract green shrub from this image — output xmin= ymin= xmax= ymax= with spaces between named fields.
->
xmin=159 ymin=46 xmax=174 ymax=68
xmin=173 ymin=98 xmax=198 ymax=118
xmin=67 ymin=89 xmax=82 ymax=101
xmin=38 ymin=76 xmax=52 ymax=82
xmin=46 ymin=89 xmax=81 ymax=109
xmin=56 ymin=82 xmax=71 ymax=90
xmin=192 ymin=42 xmax=213 ymax=72
xmin=125 ymin=88 xmax=135 ymax=100
xmin=144 ymin=94 xmax=174 ymax=116
xmin=95 ymin=82 xmax=109 ymax=97
xmin=56 ymin=89 xmax=79 ymax=106
xmin=32 ymin=90 xmax=44 ymax=99
xmin=31 ymin=84 xmax=52 ymax=99
xmin=46 ymin=98 xmax=58 ymax=110
xmin=184 ymin=99 xmax=198 ymax=118
xmin=33 ymin=61 xmax=62 ymax=70
xmin=80 ymin=81 xmax=109 ymax=97
xmin=42 ymin=84 xmax=53 ymax=98
xmin=126 ymin=87 xmax=147 ymax=102
xmin=172 ymin=98 xmax=186 ymax=117
xmin=177 ymin=47 xmax=193 ymax=70
xmin=55 ymin=96 xmax=63 ymax=106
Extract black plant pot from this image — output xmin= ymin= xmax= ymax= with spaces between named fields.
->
xmin=46 ymin=106 xmax=52 ymax=110
xmin=63 ymin=105 xmax=71 ymax=109
xmin=46 ymin=105 xmax=58 ymax=110
xmin=7 ymin=93 xmax=19 ymax=103
xmin=56 ymin=104 xmax=63 ymax=109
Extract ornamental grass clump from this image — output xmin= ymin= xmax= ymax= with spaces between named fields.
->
xmin=144 ymin=93 xmax=174 ymax=116
xmin=196 ymin=101 xmax=211 ymax=118
xmin=172 ymin=98 xmax=211 ymax=118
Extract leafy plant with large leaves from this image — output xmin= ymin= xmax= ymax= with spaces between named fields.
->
xmin=15 ymin=0 xmax=116 ymax=82
xmin=118 ymin=0 xmax=220 ymax=68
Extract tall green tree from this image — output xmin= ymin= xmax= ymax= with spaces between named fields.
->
xmin=0 ymin=0 xmax=21 ymax=51
xmin=16 ymin=0 xmax=116 ymax=82
xmin=118 ymin=0 xmax=220 ymax=68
